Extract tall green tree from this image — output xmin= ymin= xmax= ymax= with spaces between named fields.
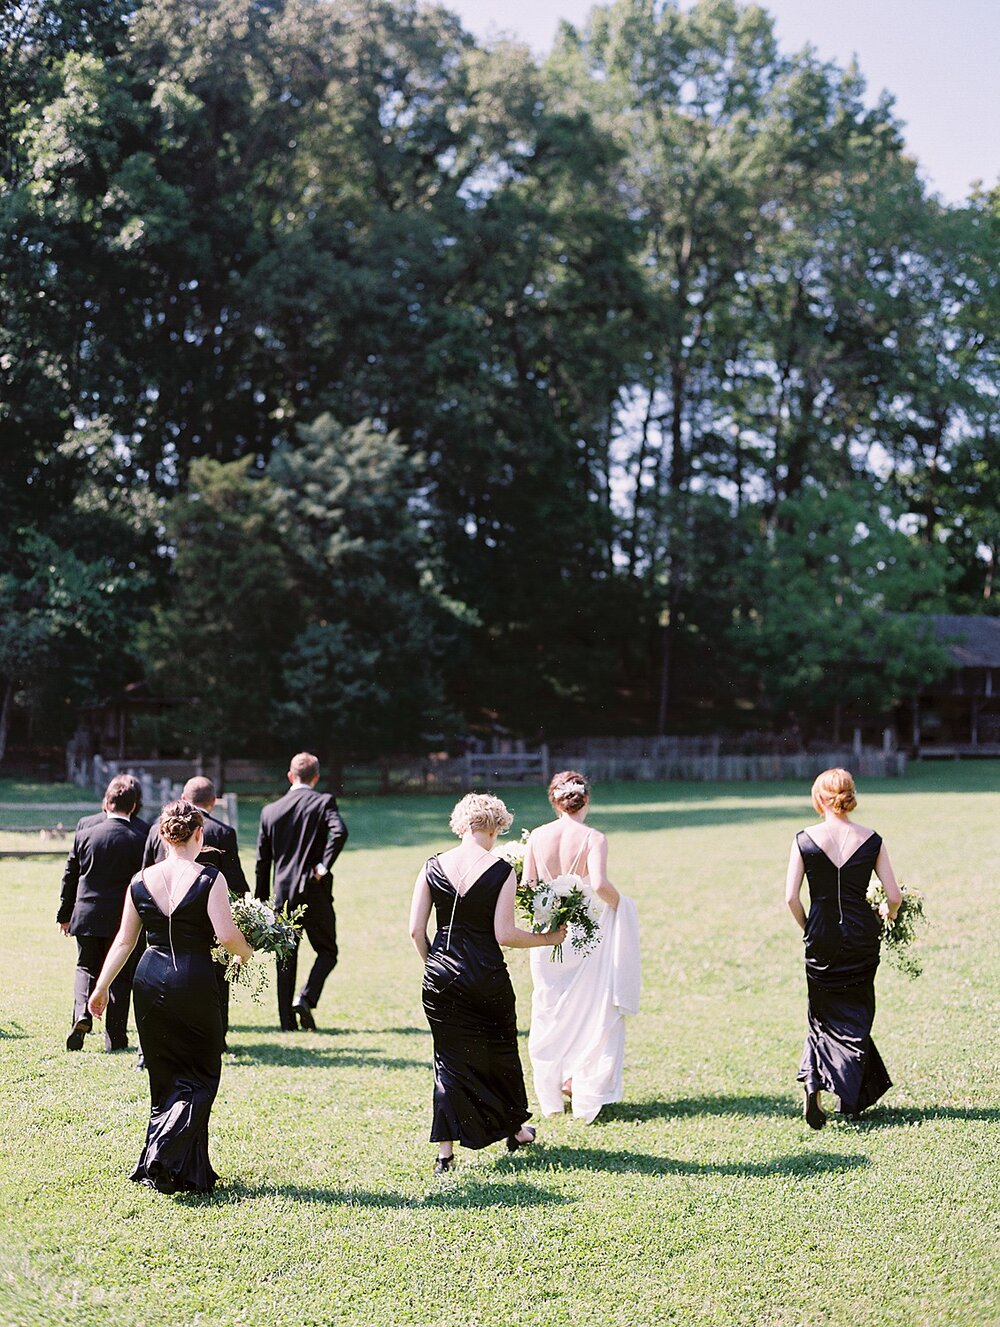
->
xmin=138 ymin=456 xmax=294 ymax=773
xmin=268 ymin=415 xmax=460 ymax=760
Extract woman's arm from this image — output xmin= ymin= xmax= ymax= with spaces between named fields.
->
xmin=207 ymin=872 xmax=253 ymax=961
xmin=586 ymin=833 xmax=620 ymax=910
xmin=785 ymin=839 xmax=807 ymax=932
xmin=87 ymin=891 xmax=144 ymax=1018
xmin=409 ymin=867 xmax=432 ymax=962
xmin=494 ymin=869 xmax=567 ymax=949
xmin=873 ymin=844 xmax=902 ymax=920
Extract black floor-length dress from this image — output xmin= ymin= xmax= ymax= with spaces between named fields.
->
xmin=421 ymin=856 xmax=531 ymax=1148
xmin=796 ymin=831 xmax=892 ymax=1114
xmin=129 ymin=867 xmax=225 ymax=1192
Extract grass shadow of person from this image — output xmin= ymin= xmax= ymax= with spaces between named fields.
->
xmin=228 ymin=1043 xmax=426 ymax=1071
xmin=837 ymin=1104 xmax=1000 ymax=1130
xmin=499 ymin=1145 xmax=869 ymax=1179
xmin=185 ymin=1178 xmax=569 ymax=1210
xmin=593 ymin=1094 xmax=795 ymax=1124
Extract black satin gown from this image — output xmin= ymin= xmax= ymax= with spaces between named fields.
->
xmin=129 ymin=867 xmax=225 ymax=1192
xmin=796 ymin=830 xmax=891 ymax=1114
xmin=422 ymin=856 xmax=531 ymax=1148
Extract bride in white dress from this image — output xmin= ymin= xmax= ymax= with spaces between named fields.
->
xmin=523 ymin=771 xmax=641 ymax=1123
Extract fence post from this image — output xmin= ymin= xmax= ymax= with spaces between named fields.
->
xmin=540 ymin=743 xmax=550 ymax=786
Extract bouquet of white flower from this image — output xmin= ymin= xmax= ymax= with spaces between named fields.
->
xmin=212 ymin=894 xmax=306 ymax=1002
xmin=516 ymin=872 xmax=601 ymax=963
xmin=494 ymin=829 xmax=530 ymax=883
xmin=866 ymin=880 xmax=927 ymax=979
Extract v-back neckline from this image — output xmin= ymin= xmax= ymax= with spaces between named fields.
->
xmin=801 ymin=830 xmax=878 ymax=870
xmin=432 ymin=853 xmax=502 ymax=898
xmin=139 ymin=866 xmax=207 ymax=918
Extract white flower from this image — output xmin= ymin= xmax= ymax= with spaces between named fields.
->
xmin=549 ymin=873 xmax=582 ymax=899
xmin=532 ymin=888 xmax=557 ymax=925
xmin=553 ymin=781 xmax=586 ymax=797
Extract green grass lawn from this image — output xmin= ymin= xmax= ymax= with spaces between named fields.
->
xmin=2 ymin=764 xmax=998 ymax=1327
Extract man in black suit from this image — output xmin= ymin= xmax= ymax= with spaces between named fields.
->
xmin=256 ymin=752 xmax=349 ymax=1031
xmin=57 ymin=774 xmax=148 ymax=1051
xmin=143 ymin=775 xmax=249 ymax=1040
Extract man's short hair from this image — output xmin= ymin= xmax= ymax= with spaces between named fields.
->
xmin=289 ymin=752 xmax=320 ymax=784
xmin=182 ymin=775 xmax=216 ymax=807
xmin=104 ymin=774 xmax=140 ymax=815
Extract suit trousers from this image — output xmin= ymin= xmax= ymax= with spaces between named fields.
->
xmin=276 ymin=876 xmax=338 ymax=1028
xmin=73 ymin=935 xmax=138 ymax=1048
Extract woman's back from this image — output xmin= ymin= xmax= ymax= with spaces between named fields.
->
xmin=529 ymin=821 xmax=595 ymax=880
xmin=131 ymin=866 xmax=218 ymax=955
xmin=796 ymin=829 xmax=882 ymax=984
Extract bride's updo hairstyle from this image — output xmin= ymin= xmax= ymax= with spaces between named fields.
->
xmin=449 ymin=792 xmax=514 ymax=838
xmin=548 ymin=770 xmax=590 ymax=813
xmin=811 ymin=768 xmax=858 ymax=816
xmin=159 ymin=799 xmax=205 ymax=846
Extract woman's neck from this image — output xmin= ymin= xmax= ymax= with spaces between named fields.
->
xmin=822 ymin=811 xmax=850 ymax=826
xmin=463 ymin=830 xmax=495 ymax=852
xmin=560 ymin=809 xmax=588 ymax=824
xmin=166 ymin=842 xmax=201 ymax=863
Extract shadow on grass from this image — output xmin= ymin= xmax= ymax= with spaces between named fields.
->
xmin=230 ymin=1024 xmax=348 ymax=1036
xmin=594 ymin=1096 xmax=1000 ymax=1131
xmin=229 ymin=1024 xmax=428 ymax=1038
xmin=594 ymin=1095 xmax=795 ymax=1124
xmin=230 ymin=1043 xmax=425 ymax=1071
xmin=189 ymin=1178 xmax=569 ymax=1210
xmin=0 ymin=1022 xmax=28 ymax=1040
xmin=840 ymin=1105 xmax=1000 ymax=1129
xmin=501 ymin=1146 xmax=868 ymax=1179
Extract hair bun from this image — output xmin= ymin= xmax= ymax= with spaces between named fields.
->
xmin=548 ymin=770 xmax=591 ymax=812
xmin=159 ymin=799 xmax=204 ymax=846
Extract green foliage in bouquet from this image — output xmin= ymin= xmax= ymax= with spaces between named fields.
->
xmin=515 ymin=875 xmax=601 ymax=963
xmin=867 ymin=881 xmax=927 ymax=979
xmin=212 ymin=894 xmax=306 ymax=1002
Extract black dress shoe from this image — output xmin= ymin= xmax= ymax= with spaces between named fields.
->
xmin=433 ymin=1154 xmax=455 ymax=1174
xmin=106 ymin=1039 xmax=130 ymax=1053
xmin=66 ymin=1018 xmax=91 ymax=1051
xmin=293 ymin=1000 xmax=316 ymax=1031
xmin=506 ymin=1126 xmax=536 ymax=1152
xmin=804 ymin=1089 xmax=827 ymax=1130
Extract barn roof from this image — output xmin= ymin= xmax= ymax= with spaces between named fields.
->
xmin=928 ymin=615 xmax=1000 ymax=668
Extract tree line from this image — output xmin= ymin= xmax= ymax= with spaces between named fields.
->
xmin=2 ymin=0 xmax=997 ymax=766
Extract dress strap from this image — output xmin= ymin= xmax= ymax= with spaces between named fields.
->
xmin=536 ymin=830 xmax=592 ymax=882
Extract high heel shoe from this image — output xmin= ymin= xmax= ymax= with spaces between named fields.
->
xmin=433 ymin=1154 xmax=455 ymax=1174
xmin=506 ymin=1126 xmax=536 ymax=1152
xmin=803 ymin=1089 xmax=827 ymax=1130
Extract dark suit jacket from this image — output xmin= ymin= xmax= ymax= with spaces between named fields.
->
xmin=142 ymin=810 xmax=249 ymax=896
xmin=255 ymin=784 xmax=348 ymax=907
xmin=57 ymin=815 xmax=149 ymax=935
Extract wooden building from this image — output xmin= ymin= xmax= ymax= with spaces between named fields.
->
xmin=901 ymin=615 xmax=1000 ymax=755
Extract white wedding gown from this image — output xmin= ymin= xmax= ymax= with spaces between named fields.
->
xmin=527 ymin=836 xmax=641 ymax=1123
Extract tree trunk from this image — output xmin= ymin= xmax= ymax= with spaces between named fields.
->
xmin=656 ymin=613 xmax=674 ymax=737
xmin=0 ymin=679 xmax=14 ymax=765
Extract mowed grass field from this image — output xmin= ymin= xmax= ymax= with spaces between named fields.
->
xmin=2 ymin=764 xmax=997 ymax=1327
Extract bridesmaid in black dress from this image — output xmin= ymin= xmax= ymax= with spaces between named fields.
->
xmin=785 ymin=768 xmax=902 ymax=1128
xmin=89 ymin=800 xmax=253 ymax=1192
xmin=409 ymin=793 xmax=566 ymax=1173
